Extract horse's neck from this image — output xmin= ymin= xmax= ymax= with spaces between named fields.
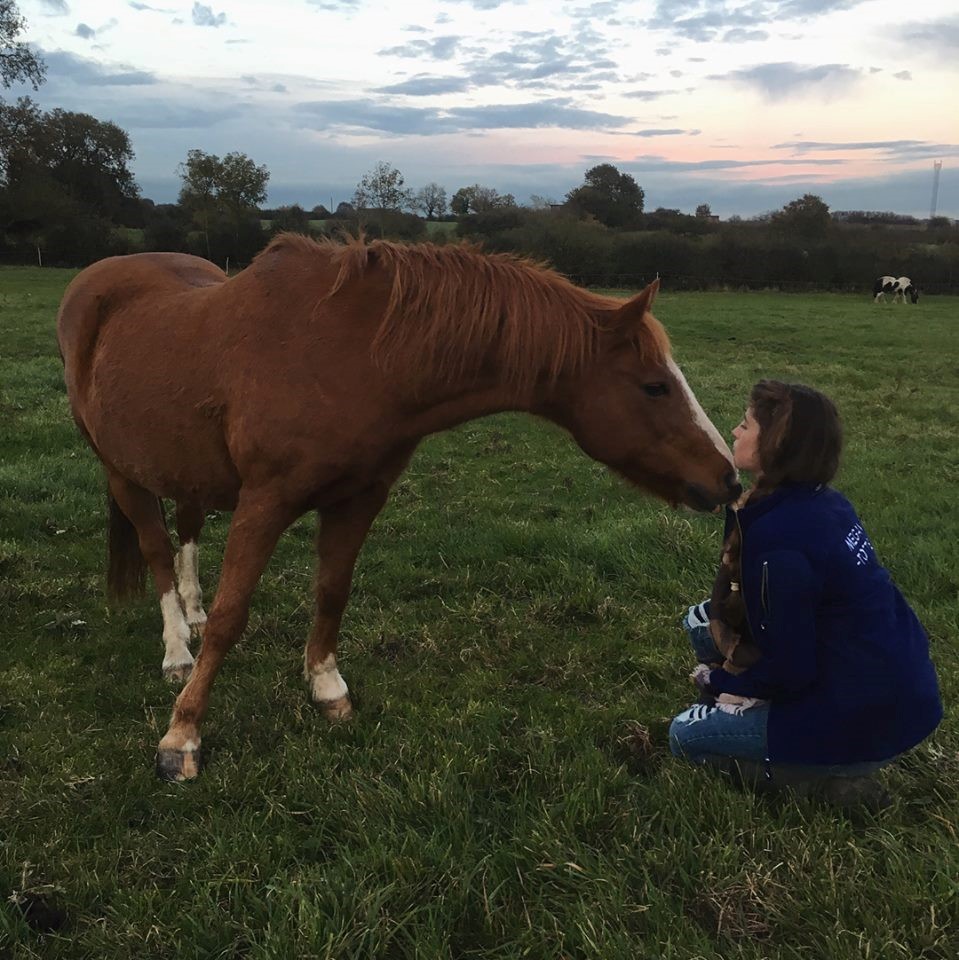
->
xmin=397 ymin=377 xmax=544 ymax=438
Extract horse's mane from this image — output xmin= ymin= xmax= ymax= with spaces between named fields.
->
xmin=262 ymin=232 xmax=670 ymax=387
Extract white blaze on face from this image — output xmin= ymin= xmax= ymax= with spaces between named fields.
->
xmin=667 ymin=358 xmax=734 ymax=463
xmin=306 ymin=653 xmax=349 ymax=704
xmin=160 ymin=589 xmax=193 ymax=674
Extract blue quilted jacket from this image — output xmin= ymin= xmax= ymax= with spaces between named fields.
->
xmin=708 ymin=483 xmax=942 ymax=765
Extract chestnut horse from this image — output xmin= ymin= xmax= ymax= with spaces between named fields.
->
xmin=57 ymin=233 xmax=739 ymax=780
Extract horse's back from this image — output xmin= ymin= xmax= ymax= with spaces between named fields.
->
xmin=58 ymin=253 xmax=226 ymax=388
xmin=56 ymin=253 xmax=242 ymax=500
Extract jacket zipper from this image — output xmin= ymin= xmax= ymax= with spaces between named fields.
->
xmin=761 ymin=561 xmax=770 ymax=620
xmin=736 ymin=509 xmax=768 ymax=635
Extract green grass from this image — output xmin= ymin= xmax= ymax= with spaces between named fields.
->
xmin=1 ymin=266 xmax=957 ymax=958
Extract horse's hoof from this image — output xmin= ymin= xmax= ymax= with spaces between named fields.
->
xmin=155 ymin=745 xmax=201 ymax=782
xmin=315 ymin=694 xmax=353 ymax=722
xmin=162 ymin=662 xmax=193 ymax=684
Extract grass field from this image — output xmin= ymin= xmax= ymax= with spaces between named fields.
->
xmin=1 ymin=265 xmax=957 ymax=958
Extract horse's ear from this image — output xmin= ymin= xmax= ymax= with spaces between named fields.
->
xmin=608 ymin=278 xmax=659 ymax=332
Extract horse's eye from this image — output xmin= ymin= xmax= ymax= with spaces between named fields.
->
xmin=643 ymin=383 xmax=669 ymax=397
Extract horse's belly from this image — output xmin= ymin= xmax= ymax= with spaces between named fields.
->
xmin=86 ymin=381 xmax=240 ymax=506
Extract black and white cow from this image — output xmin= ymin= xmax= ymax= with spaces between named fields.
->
xmin=873 ymin=276 xmax=919 ymax=304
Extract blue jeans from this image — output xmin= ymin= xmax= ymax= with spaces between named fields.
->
xmin=669 ymin=702 xmax=770 ymax=763
xmin=670 ymin=601 xmax=890 ymax=781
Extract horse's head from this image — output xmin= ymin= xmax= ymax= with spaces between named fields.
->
xmin=553 ymin=280 xmax=739 ymax=512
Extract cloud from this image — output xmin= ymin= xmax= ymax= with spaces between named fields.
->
xmin=631 ymin=128 xmax=687 ymax=137
xmin=295 ymin=100 xmax=445 ymax=136
xmin=452 ymin=100 xmax=629 ymax=130
xmin=629 ymin=153 xmax=846 ymax=172
xmin=648 ymin=1 xmax=869 ymax=41
xmin=128 ymin=2 xmax=174 ymax=10
xmin=624 ymin=89 xmax=676 ymax=100
xmin=191 ymin=3 xmax=226 ymax=27
xmin=380 ymin=36 xmax=461 ymax=60
xmin=893 ymin=71 xmax=912 ymax=81
xmin=648 ymin=1 xmax=765 ymax=42
xmin=75 ymin=23 xmax=96 ymax=39
xmin=442 ymin=0 xmax=516 ymax=8
xmin=774 ymin=139 xmax=959 ymax=160
xmin=294 ymin=97 xmax=630 ymax=136
xmin=308 ymin=1 xmax=362 ymax=9
xmin=897 ymin=18 xmax=959 ymax=64
xmin=571 ymin=1 xmax=625 ymax=15
xmin=723 ymin=28 xmax=769 ymax=43
xmin=41 ymin=50 xmax=157 ymax=86
xmin=38 ymin=0 xmax=70 ymax=14
xmin=715 ymin=62 xmax=861 ymax=100
xmin=109 ymin=103 xmax=247 ymax=129
xmin=376 ymin=76 xmax=472 ymax=96
xmin=380 ymin=31 xmax=621 ymax=92
xmin=771 ymin=0 xmax=868 ymax=16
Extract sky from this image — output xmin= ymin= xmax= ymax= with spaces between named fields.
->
xmin=10 ymin=0 xmax=959 ymax=217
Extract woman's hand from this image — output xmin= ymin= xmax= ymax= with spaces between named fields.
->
xmin=690 ymin=663 xmax=715 ymax=690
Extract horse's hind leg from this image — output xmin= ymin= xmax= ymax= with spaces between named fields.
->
xmin=107 ymin=474 xmax=193 ymax=683
xmin=175 ymin=500 xmax=207 ymax=635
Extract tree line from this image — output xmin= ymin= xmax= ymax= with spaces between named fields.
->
xmin=1 ymin=3 xmax=956 ymax=289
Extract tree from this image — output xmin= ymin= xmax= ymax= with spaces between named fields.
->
xmin=0 ymin=93 xmax=38 ymax=185
xmin=1 ymin=1 xmax=45 ymax=90
xmin=413 ymin=182 xmax=447 ymax=220
xmin=529 ymin=194 xmax=556 ymax=210
xmin=143 ymin=203 xmax=189 ymax=253
xmin=36 ymin=107 xmax=138 ymax=218
xmin=772 ymin=193 xmax=831 ymax=239
xmin=217 ymin=151 xmax=269 ymax=217
xmin=695 ymin=203 xmax=712 ymax=218
xmin=269 ymin=203 xmax=311 ymax=235
xmin=352 ymin=161 xmax=411 ymax=211
xmin=565 ymin=163 xmax=644 ymax=228
xmin=178 ymin=148 xmax=269 ymax=259
xmin=1 ymin=97 xmax=139 ymax=262
xmin=450 ymin=184 xmax=515 ymax=216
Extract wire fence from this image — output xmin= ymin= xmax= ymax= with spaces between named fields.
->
xmin=563 ymin=273 xmax=959 ymax=295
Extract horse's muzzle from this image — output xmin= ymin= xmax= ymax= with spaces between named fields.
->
xmin=685 ymin=472 xmax=742 ymax=512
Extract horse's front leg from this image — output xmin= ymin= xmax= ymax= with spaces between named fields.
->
xmin=306 ymin=482 xmax=391 ymax=721
xmin=156 ymin=489 xmax=296 ymax=781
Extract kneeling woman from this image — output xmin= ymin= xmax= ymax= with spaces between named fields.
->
xmin=669 ymin=380 xmax=942 ymax=794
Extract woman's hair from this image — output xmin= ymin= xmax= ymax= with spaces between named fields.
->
xmin=749 ymin=380 xmax=842 ymax=492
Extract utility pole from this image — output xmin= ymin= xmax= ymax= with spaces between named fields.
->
xmin=930 ymin=160 xmax=942 ymax=221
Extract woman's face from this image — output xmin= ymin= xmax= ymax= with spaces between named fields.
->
xmin=732 ymin=407 xmax=762 ymax=474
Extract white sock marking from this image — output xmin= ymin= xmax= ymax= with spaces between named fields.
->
xmin=175 ymin=541 xmax=206 ymax=627
xmin=160 ymin=589 xmax=193 ymax=673
xmin=306 ymin=653 xmax=349 ymax=703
